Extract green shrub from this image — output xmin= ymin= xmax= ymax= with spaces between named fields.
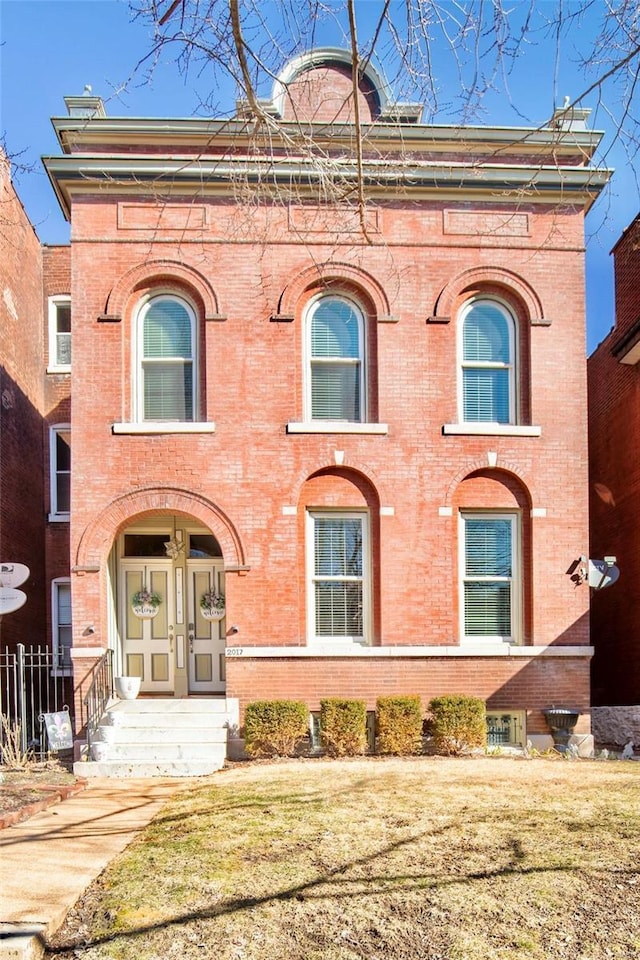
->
xmin=320 ymin=698 xmax=367 ymax=756
xmin=244 ymin=700 xmax=309 ymax=758
xmin=428 ymin=695 xmax=487 ymax=755
xmin=376 ymin=695 xmax=423 ymax=755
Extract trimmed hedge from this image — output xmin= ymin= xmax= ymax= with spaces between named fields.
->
xmin=376 ymin=695 xmax=423 ymax=755
xmin=244 ymin=699 xmax=309 ymax=757
xmin=428 ymin=695 xmax=487 ymax=755
xmin=320 ymin=698 xmax=368 ymax=756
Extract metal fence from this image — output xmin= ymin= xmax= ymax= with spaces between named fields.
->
xmin=0 ymin=644 xmax=75 ymax=763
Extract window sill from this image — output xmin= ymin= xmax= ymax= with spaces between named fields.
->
xmin=112 ymin=422 xmax=216 ymax=435
xmin=46 ymin=366 xmax=71 ymax=375
xmin=287 ymin=422 xmax=389 ymax=435
xmin=48 ymin=513 xmax=70 ymax=523
xmin=442 ymin=423 xmax=542 ymax=437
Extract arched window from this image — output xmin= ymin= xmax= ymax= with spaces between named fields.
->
xmin=460 ymin=299 xmax=516 ymax=424
xmin=306 ymin=295 xmax=365 ymax=422
xmin=136 ymin=295 xmax=196 ymax=421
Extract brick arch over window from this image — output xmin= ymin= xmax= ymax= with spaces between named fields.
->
xmin=75 ymin=488 xmax=246 ymax=569
xmin=276 ymin=262 xmax=391 ymax=322
xmin=432 ymin=266 xmax=545 ymax=325
xmin=290 ymin=458 xmax=387 ymax=507
xmin=444 ymin=462 xmax=536 ymax=508
xmin=450 ymin=467 xmax=533 ymax=511
xmin=104 ymin=260 xmax=221 ymax=320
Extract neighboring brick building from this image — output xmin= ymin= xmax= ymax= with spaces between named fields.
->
xmin=42 ymin=49 xmax=610 ymax=751
xmin=588 ymin=215 xmax=640 ymax=707
xmin=0 ymin=152 xmax=71 ymax=659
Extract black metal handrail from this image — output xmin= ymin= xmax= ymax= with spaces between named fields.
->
xmin=83 ymin=649 xmax=114 ymax=755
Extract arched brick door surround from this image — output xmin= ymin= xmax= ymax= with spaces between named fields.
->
xmin=75 ymin=487 xmax=246 ymax=569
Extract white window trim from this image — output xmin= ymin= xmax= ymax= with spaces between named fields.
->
xmin=304 ymin=293 xmax=367 ymax=424
xmin=459 ymin=511 xmax=522 ymax=645
xmin=133 ymin=292 xmax=198 ymax=423
xmin=287 ymin=421 xmax=388 ymax=435
xmin=457 ymin=297 xmax=518 ymax=426
xmin=51 ymin=577 xmax=72 ymax=675
xmin=306 ymin=509 xmax=371 ymax=646
xmin=113 ymin=421 xmax=215 ymax=435
xmin=48 ymin=424 xmax=70 ymax=522
xmin=47 ymin=295 xmax=71 ymax=374
xmin=442 ymin=424 xmax=540 ymax=437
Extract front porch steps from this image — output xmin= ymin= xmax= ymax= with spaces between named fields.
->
xmin=74 ymin=697 xmax=239 ymax=778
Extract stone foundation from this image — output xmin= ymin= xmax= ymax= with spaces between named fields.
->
xmin=591 ymin=706 xmax=640 ymax=748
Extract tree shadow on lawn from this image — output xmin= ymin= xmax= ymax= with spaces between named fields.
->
xmin=43 ymin=828 xmax=635 ymax=956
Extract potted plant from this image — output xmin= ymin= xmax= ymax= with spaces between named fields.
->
xmin=131 ymin=587 xmax=162 ymax=619
xmin=200 ymin=588 xmax=226 ymax=620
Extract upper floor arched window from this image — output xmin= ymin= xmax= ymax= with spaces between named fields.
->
xmin=135 ymin=294 xmax=197 ymax=421
xmin=460 ymin=299 xmax=516 ymax=424
xmin=306 ymin=294 xmax=365 ymax=422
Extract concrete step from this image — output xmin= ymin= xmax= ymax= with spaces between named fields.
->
xmin=110 ymin=697 xmax=229 ymax=713
xmin=74 ymin=696 xmax=238 ymax=778
xmin=91 ymin=741 xmax=227 ymax=762
xmin=76 ymin=758 xmax=225 ymax=778
xmin=97 ymin=724 xmax=227 ymax=744
xmin=100 ymin=710 xmax=227 ymax=731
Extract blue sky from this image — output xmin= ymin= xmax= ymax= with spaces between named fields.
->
xmin=1 ymin=0 xmax=637 ymax=353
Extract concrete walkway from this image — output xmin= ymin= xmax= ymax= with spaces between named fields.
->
xmin=0 ymin=778 xmax=188 ymax=960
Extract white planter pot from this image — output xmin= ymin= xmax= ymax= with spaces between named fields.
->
xmin=201 ymin=607 xmax=225 ymax=621
xmin=115 ymin=676 xmax=141 ymax=700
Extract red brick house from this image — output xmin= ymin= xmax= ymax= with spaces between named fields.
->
xmin=0 ymin=153 xmax=70 ymax=662
xmin=589 ymin=214 xmax=640 ymax=708
xmin=41 ymin=49 xmax=610 ymax=766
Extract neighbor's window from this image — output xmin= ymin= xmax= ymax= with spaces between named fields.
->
xmin=460 ymin=299 xmax=516 ymax=424
xmin=308 ymin=511 xmax=369 ymax=643
xmin=136 ymin=295 xmax=196 ymax=421
xmin=49 ymin=425 xmax=70 ymax=521
xmin=48 ymin=296 xmax=71 ymax=371
xmin=461 ymin=513 xmax=519 ymax=642
xmin=306 ymin=295 xmax=365 ymax=421
xmin=52 ymin=578 xmax=72 ymax=672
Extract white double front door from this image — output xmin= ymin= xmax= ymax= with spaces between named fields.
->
xmin=119 ymin=547 xmax=226 ymax=695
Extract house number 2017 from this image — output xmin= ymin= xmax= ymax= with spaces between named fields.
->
xmin=225 ymin=647 xmax=243 ymax=657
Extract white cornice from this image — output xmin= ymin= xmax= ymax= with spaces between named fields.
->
xmin=43 ymin=154 xmax=611 ymax=220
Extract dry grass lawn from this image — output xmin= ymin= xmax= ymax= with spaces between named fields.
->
xmin=46 ymin=756 xmax=640 ymax=960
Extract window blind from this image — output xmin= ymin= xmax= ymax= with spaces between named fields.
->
xmin=310 ymin=297 xmax=362 ymax=421
xmin=143 ymin=364 xmax=193 ymax=420
xmin=463 ymin=302 xmax=510 ymax=363
xmin=464 ymin=518 xmax=512 ymax=637
xmin=311 ymin=364 xmax=360 ymax=420
xmin=314 ymin=517 xmax=363 ymax=637
xmin=141 ymin=298 xmax=194 ymax=420
xmin=55 ymin=430 xmax=71 ymax=513
xmin=462 ymin=301 xmax=512 ymax=423
xmin=311 ymin=299 xmax=360 ymax=358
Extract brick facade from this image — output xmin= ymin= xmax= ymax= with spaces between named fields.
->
xmin=588 ymin=215 xmax=640 ymax=705
xmin=0 ymin=155 xmax=47 ymax=646
xmin=41 ymin=53 xmax=609 ymax=745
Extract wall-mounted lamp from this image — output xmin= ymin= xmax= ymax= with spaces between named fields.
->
xmin=82 ymin=624 xmax=95 ymax=637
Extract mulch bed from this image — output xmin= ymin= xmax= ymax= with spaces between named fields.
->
xmin=0 ymin=766 xmax=87 ymax=829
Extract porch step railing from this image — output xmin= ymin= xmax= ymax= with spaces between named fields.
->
xmin=84 ymin=649 xmax=114 ymax=755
